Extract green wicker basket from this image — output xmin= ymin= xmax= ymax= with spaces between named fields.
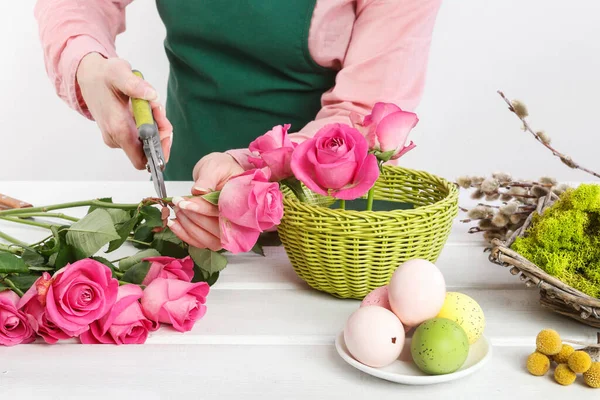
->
xmin=277 ymin=165 xmax=459 ymax=299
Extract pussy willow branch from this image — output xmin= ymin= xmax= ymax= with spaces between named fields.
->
xmin=498 ymin=90 xmax=600 ymax=179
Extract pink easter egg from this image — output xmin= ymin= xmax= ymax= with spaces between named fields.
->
xmin=388 ymin=259 xmax=446 ymax=327
xmin=360 ymin=285 xmax=391 ymax=310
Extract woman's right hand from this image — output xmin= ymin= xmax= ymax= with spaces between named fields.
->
xmin=76 ymin=53 xmax=173 ymax=169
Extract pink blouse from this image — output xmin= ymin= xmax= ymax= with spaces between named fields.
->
xmin=34 ymin=0 xmax=442 ymax=169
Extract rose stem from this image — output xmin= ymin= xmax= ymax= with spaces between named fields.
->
xmin=113 ymin=271 xmax=124 ymax=278
xmin=339 ymin=199 xmax=345 ymax=210
xmin=12 ymin=212 xmax=79 ymax=222
xmin=27 ymin=234 xmax=54 ymax=248
xmin=2 ymin=278 xmax=24 ymax=296
xmin=366 ymin=188 xmax=375 ymax=211
xmin=126 ymin=238 xmax=152 ymax=247
xmin=0 ymin=199 xmax=140 ymax=217
xmin=0 ymin=230 xmax=28 ymax=247
xmin=0 ymin=243 xmax=22 ymax=255
xmin=109 ymin=255 xmax=130 ymax=264
xmin=498 ymin=90 xmax=600 ymax=179
xmin=117 ymin=280 xmax=131 ymax=286
xmin=0 ymin=216 xmax=55 ymax=230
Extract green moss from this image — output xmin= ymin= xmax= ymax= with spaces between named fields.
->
xmin=511 ymin=184 xmax=600 ymax=298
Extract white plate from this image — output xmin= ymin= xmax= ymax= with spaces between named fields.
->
xmin=335 ymin=331 xmax=492 ymax=385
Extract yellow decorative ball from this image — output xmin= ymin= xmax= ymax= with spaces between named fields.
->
xmin=583 ymin=362 xmax=600 ymax=388
xmin=568 ymin=351 xmax=592 ymax=374
xmin=435 ymin=292 xmax=485 ymax=344
xmin=536 ymin=329 xmax=562 ymax=356
xmin=526 ymin=351 xmax=550 ymax=376
xmin=554 ymin=364 xmax=577 ymax=386
xmin=552 ymin=344 xmax=574 ymax=364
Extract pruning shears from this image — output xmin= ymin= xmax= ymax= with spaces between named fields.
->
xmin=131 ymin=70 xmax=167 ymax=199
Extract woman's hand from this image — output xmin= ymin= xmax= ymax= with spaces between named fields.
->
xmin=168 ymin=152 xmax=245 ymax=250
xmin=76 ymin=53 xmax=173 ymax=169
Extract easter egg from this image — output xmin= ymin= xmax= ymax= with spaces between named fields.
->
xmin=388 ymin=259 xmax=446 ymax=327
xmin=410 ymin=318 xmax=470 ymax=375
xmin=360 ymin=286 xmax=391 ymax=310
xmin=436 ymin=292 xmax=485 ymax=344
xmin=343 ymin=306 xmax=405 ymax=368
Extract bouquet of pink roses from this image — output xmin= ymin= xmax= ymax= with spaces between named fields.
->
xmin=0 ymin=102 xmax=417 ymax=346
xmin=211 ymin=102 xmax=419 ymax=253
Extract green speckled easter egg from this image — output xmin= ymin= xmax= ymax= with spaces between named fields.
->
xmin=410 ymin=318 xmax=469 ymax=375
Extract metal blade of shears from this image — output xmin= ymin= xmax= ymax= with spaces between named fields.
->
xmin=131 ymin=70 xmax=168 ymax=199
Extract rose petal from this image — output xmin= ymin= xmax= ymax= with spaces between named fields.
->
xmin=333 ymin=154 xmax=380 ymax=200
xmin=391 ymin=141 xmax=417 ymax=160
xmin=220 ymin=217 xmax=261 ymax=254
xmin=291 ymin=139 xmax=329 ymax=196
xmin=376 ymin=110 xmax=418 ymax=154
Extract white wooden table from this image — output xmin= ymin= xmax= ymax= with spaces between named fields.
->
xmin=0 ymin=182 xmax=598 ymax=399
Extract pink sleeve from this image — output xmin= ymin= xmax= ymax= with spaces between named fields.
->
xmin=34 ymin=0 xmax=133 ymax=119
xmin=291 ymin=0 xmax=443 ymax=142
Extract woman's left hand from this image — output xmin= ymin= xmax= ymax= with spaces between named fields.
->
xmin=168 ymin=152 xmax=245 ymax=250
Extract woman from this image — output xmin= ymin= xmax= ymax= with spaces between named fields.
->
xmin=36 ymin=0 xmax=442 ymax=250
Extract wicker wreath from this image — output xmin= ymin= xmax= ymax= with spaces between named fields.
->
xmin=489 ymin=192 xmax=600 ymax=328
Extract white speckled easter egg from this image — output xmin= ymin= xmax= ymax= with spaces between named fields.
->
xmin=388 ymin=259 xmax=446 ymax=327
xmin=343 ymin=306 xmax=405 ymax=368
xmin=360 ymin=286 xmax=391 ymax=310
xmin=436 ymin=292 xmax=485 ymax=344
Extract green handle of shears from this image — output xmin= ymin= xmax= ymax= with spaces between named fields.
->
xmin=131 ymin=70 xmax=154 ymax=128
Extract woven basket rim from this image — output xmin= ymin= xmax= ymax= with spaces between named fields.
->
xmin=282 ymin=165 xmax=459 ymax=218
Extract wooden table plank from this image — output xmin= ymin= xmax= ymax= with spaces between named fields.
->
xmin=0 ymin=344 xmax=593 ymax=399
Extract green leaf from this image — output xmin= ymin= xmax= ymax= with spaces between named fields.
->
xmin=140 ymin=206 xmax=163 ymax=229
xmin=21 ymin=247 xmax=46 ymax=267
xmin=201 ymin=191 xmax=220 ymax=205
xmin=106 ymin=209 xmax=131 ymax=225
xmin=87 ymin=197 xmax=113 ymax=214
xmin=66 ymin=209 xmax=120 ymax=258
xmin=256 ymin=231 xmax=282 ymax=247
xmin=48 ymin=252 xmax=58 ymax=267
xmin=189 ymin=247 xmax=228 ymax=275
xmin=153 ymin=228 xmax=182 ymax=245
xmin=122 ymin=261 xmax=151 ymax=284
xmin=132 ymin=225 xmax=154 ymax=249
xmin=118 ymin=249 xmax=161 ymax=271
xmin=107 ymin=216 xmax=139 ymax=253
xmin=0 ymin=253 xmax=29 ymax=273
xmin=7 ymin=273 xmax=41 ymax=293
xmin=54 ymin=244 xmax=77 ymax=269
xmin=92 ymin=256 xmax=118 ymax=272
xmin=0 ymin=284 xmax=8 ymax=292
xmin=152 ymin=239 xmax=188 ymax=258
xmin=151 ymin=227 xmax=187 ymax=258
xmin=192 ymin=266 xmax=220 ymax=286
xmin=251 ymin=243 xmax=265 ymax=256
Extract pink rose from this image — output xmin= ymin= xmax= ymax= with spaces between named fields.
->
xmin=80 ymin=284 xmax=158 ymax=345
xmin=141 ymin=256 xmax=194 ymax=286
xmin=248 ymin=124 xmax=297 ymax=181
xmin=351 ymin=103 xmax=418 ymax=160
xmin=218 ymin=168 xmax=284 ymax=253
xmin=141 ymin=278 xmax=209 ymax=332
xmin=290 ymin=123 xmax=379 ymax=200
xmin=19 ymin=283 xmax=71 ymax=344
xmin=0 ymin=290 xmax=35 ymax=346
xmin=19 ymin=259 xmax=119 ymax=336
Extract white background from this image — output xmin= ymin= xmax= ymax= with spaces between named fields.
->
xmin=2 ymin=0 xmax=600 ymax=183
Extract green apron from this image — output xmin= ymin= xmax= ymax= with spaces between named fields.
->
xmin=155 ymin=0 xmax=337 ymax=181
